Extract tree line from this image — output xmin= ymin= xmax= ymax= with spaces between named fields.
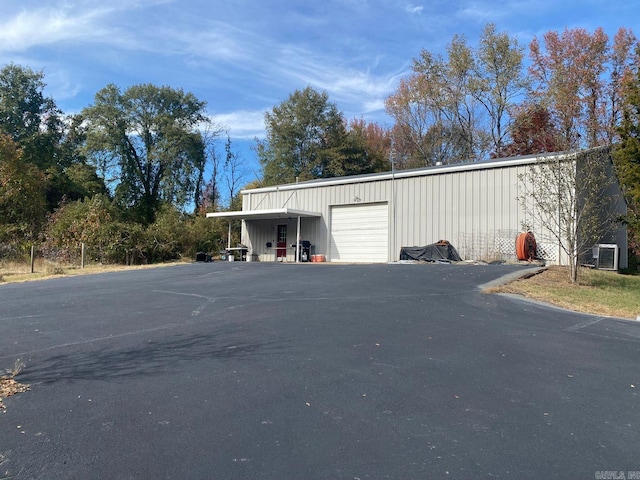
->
xmin=1 ymin=24 xmax=639 ymax=265
xmin=0 ymin=65 xmax=242 ymax=264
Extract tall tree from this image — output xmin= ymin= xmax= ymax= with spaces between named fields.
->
xmin=257 ymin=86 xmax=366 ymax=185
xmin=386 ymin=57 xmax=476 ymax=167
xmin=223 ymin=134 xmax=248 ymax=206
xmin=473 ymin=23 xmax=529 ymax=158
xmin=386 ymin=25 xmax=524 ymax=166
xmin=614 ymin=47 xmax=640 ymax=262
xmin=0 ymin=64 xmax=56 ymax=145
xmin=0 ymin=64 xmax=105 ymax=209
xmin=83 ymin=83 xmax=209 ymax=224
xmin=605 ymin=28 xmax=639 ymax=144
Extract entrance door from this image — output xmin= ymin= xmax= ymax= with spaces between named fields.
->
xmin=277 ymin=224 xmax=287 ymax=261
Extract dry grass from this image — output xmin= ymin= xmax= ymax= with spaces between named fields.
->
xmin=0 ymin=258 xmax=187 ymax=284
xmin=487 ymin=265 xmax=640 ymax=319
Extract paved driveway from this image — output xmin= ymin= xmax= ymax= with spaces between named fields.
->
xmin=1 ymin=263 xmax=639 ymax=479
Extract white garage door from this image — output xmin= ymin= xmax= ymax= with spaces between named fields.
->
xmin=330 ymin=203 xmax=389 ymax=263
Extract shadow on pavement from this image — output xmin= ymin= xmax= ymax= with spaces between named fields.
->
xmin=20 ymin=325 xmax=286 ymax=384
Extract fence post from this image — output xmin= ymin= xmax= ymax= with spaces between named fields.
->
xmin=81 ymin=242 xmax=85 ymax=269
xmin=31 ymin=245 xmax=35 ymax=273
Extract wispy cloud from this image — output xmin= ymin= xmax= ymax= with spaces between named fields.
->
xmin=405 ymin=4 xmax=424 ymax=14
xmin=272 ymin=46 xmax=403 ymax=115
xmin=0 ymin=1 xmax=182 ymax=53
xmin=0 ymin=6 xmax=110 ymax=51
xmin=210 ymin=110 xmax=267 ymax=140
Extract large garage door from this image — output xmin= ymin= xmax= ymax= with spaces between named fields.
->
xmin=330 ymin=203 xmax=389 ymax=263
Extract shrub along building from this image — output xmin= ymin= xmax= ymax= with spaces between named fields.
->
xmin=207 ymin=148 xmax=628 ymax=269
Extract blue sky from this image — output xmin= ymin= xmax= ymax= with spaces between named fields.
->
xmin=1 ymin=0 xmax=637 ymax=181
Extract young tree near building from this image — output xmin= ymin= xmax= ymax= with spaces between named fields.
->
xmin=83 ymin=83 xmax=209 ymax=224
xmin=518 ymin=148 xmax=618 ymax=283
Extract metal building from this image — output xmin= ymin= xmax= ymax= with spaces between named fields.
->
xmin=208 ymin=150 xmax=628 ymax=268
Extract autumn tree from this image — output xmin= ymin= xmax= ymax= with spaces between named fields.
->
xmin=501 ymin=103 xmax=562 ymax=157
xmin=347 ymin=118 xmax=391 ymax=173
xmin=385 ymin=73 xmax=453 ymax=167
xmin=222 ymin=134 xmax=249 ymax=206
xmin=386 ymin=25 xmax=525 ymax=165
xmin=529 ymin=27 xmax=614 ymax=150
xmin=83 ymin=83 xmax=209 ymax=224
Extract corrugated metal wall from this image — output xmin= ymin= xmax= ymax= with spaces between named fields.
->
xmin=240 ymin=161 xmax=559 ymax=263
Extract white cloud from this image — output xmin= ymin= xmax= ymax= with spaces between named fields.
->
xmin=405 ymin=4 xmax=424 ymax=14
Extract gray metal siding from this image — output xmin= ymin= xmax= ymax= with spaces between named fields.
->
xmin=237 ymin=154 xmax=626 ymax=267
xmin=242 ymin=165 xmax=529 ymax=263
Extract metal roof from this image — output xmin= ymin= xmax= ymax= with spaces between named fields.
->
xmin=241 ymin=150 xmax=581 ymax=195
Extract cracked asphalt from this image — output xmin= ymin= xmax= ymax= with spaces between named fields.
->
xmin=1 ymin=262 xmax=639 ymax=479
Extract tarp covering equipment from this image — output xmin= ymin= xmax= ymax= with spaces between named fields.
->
xmin=399 ymin=240 xmax=462 ymax=262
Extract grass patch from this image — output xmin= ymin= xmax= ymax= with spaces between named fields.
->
xmin=487 ymin=265 xmax=640 ymax=319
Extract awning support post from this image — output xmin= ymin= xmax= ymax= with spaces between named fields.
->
xmin=296 ymin=216 xmax=301 ymax=263
xmin=227 ymin=221 xmax=231 ymax=250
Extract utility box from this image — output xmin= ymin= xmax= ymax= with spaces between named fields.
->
xmin=593 ymin=244 xmax=619 ymax=271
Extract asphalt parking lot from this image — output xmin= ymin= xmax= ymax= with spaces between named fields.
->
xmin=1 ymin=262 xmax=639 ymax=479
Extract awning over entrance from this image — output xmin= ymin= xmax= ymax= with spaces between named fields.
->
xmin=206 ymin=208 xmax=321 ymax=221
xmin=206 ymin=208 xmax=321 ymax=262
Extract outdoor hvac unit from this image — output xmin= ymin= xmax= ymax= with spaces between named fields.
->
xmin=592 ymin=244 xmax=619 ymax=271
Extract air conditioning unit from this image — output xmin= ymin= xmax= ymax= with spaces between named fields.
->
xmin=592 ymin=244 xmax=619 ymax=271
